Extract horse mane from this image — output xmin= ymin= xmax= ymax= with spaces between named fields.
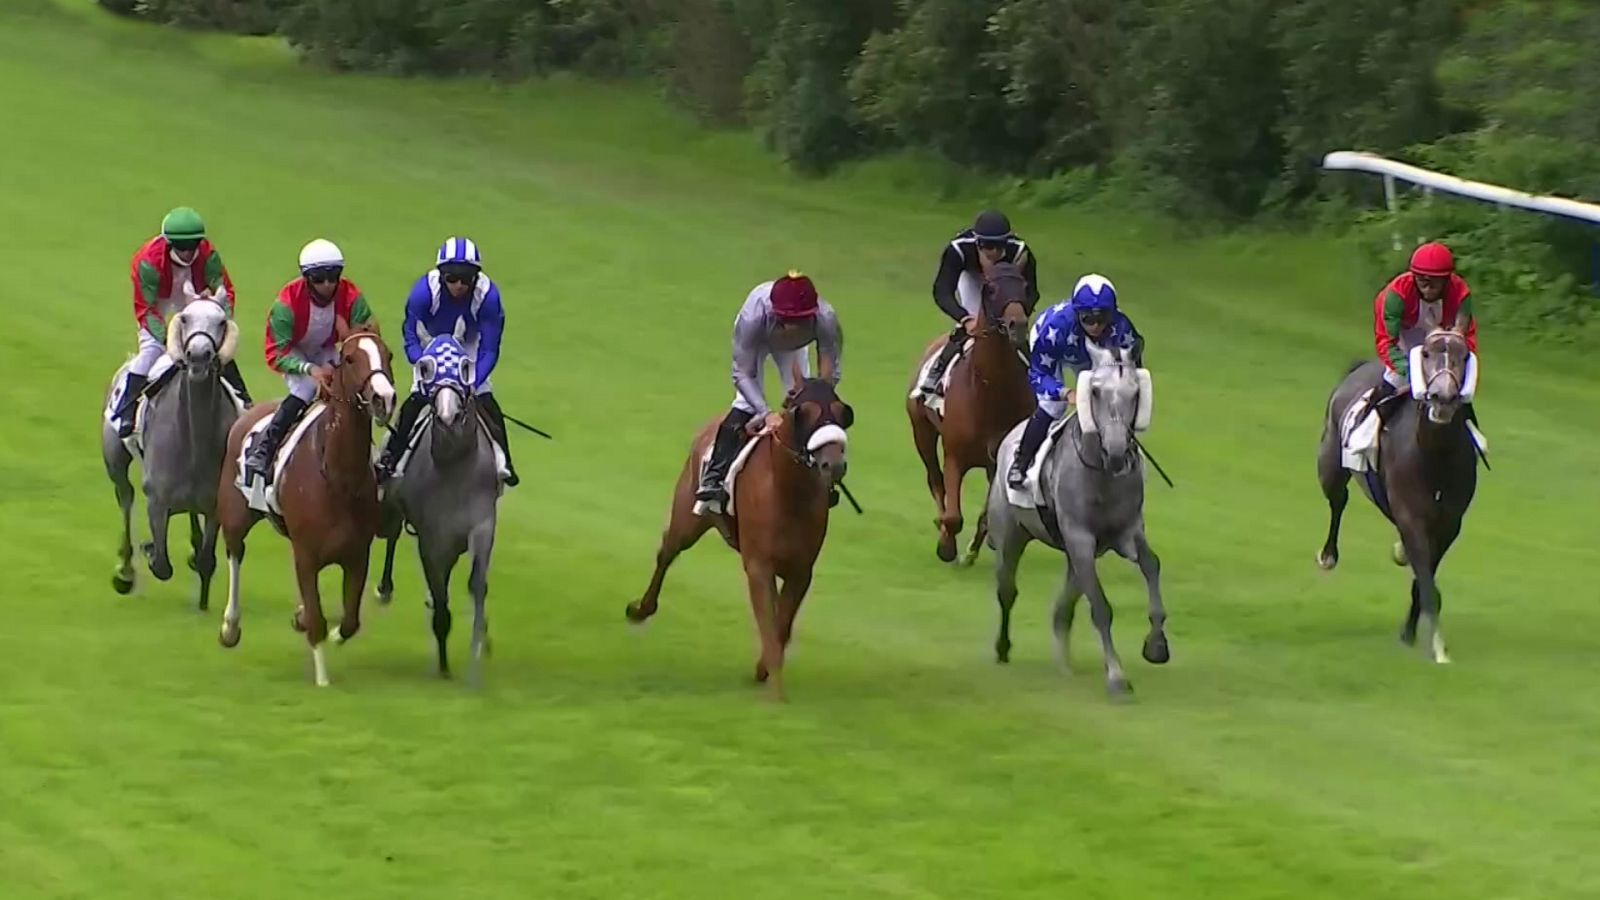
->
xmin=1342 ymin=359 xmax=1366 ymax=377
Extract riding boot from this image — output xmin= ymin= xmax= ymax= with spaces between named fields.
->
xmin=697 ymin=408 xmax=754 ymax=510
xmin=114 ymin=373 xmax=149 ymax=438
xmin=221 ymin=360 xmax=254 ymax=408
xmin=477 ymin=393 xmax=519 ymax=487
xmin=244 ymin=395 xmax=308 ymax=488
xmin=919 ymin=326 xmax=967 ymax=394
xmin=1008 ymin=410 xmax=1054 ymax=489
xmin=1371 ymin=378 xmax=1403 ymax=425
xmin=376 ymin=391 xmax=429 ymax=484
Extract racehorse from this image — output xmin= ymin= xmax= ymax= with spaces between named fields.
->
xmin=214 ymin=320 xmax=397 ymax=686
xmin=986 ymin=344 xmax=1167 ymax=699
xmin=1316 ymin=327 xmax=1479 ymax=663
xmin=625 ymin=359 xmax=853 ymax=701
xmin=375 ymin=324 xmax=503 ymax=682
xmin=908 ymin=260 xmax=1034 ymax=565
xmin=102 ymin=296 xmax=241 ymax=609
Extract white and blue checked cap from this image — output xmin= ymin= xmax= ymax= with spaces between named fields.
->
xmin=436 ymin=237 xmax=482 ymax=267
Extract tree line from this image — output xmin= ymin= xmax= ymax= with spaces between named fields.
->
xmin=103 ymin=0 xmax=1599 ymax=337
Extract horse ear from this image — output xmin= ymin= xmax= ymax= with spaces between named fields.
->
xmin=453 ymin=317 xmax=468 ymax=342
xmin=414 ymin=320 xmax=433 ymax=345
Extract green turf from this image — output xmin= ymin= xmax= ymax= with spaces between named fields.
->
xmin=4 ymin=3 xmax=1600 ymax=898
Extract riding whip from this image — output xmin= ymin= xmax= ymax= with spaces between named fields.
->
xmin=504 ymin=412 xmax=555 ymax=440
xmin=837 ymin=480 xmax=864 ymax=515
xmin=1132 ymin=437 xmax=1175 ymax=488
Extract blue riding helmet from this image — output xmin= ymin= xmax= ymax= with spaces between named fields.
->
xmin=436 ymin=236 xmax=483 ymax=269
xmin=1071 ymin=273 xmax=1117 ymax=310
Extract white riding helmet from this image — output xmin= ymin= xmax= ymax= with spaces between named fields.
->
xmin=298 ymin=238 xmax=345 ymax=273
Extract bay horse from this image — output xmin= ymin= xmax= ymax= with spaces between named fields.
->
xmin=215 ymin=320 xmax=397 ymax=686
xmin=625 ymin=358 xmax=853 ymax=701
xmin=907 ymin=260 xmax=1035 ymax=564
xmin=1316 ymin=327 xmax=1479 ymax=663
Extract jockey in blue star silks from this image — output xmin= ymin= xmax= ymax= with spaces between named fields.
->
xmin=375 ymin=236 xmax=517 ymax=487
xmin=1006 ymin=273 xmax=1145 ymax=489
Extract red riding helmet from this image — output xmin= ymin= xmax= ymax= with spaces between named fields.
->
xmin=770 ymin=271 xmax=819 ymax=319
xmin=1409 ymin=242 xmax=1455 ymax=278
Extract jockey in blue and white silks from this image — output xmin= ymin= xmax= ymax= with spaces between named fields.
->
xmin=376 ymin=236 xmax=517 ymax=486
xmin=1007 ymin=273 xmax=1145 ymax=489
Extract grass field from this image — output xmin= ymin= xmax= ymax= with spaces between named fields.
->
xmin=5 ymin=2 xmax=1600 ymax=897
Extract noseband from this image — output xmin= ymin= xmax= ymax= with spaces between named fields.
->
xmin=331 ymin=334 xmax=389 ymax=415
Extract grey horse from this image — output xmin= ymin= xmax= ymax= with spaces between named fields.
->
xmin=375 ymin=324 xmax=502 ymax=681
xmin=985 ymin=344 xmax=1168 ymax=698
xmin=101 ymin=297 xmax=241 ymax=609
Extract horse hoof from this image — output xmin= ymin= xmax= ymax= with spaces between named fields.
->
xmin=995 ymin=642 xmax=1011 ymax=664
xmin=375 ymin=586 xmax=393 ymax=606
xmin=754 ymin=661 xmax=770 ymax=683
xmin=1399 ymin=629 xmax=1418 ymax=647
xmin=936 ymin=538 xmax=957 ymax=563
xmin=291 ymin=609 xmax=307 ymax=633
xmin=1391 ymin=542 xmax=1408 ymax=566
xmin=111 ymin=572 xmax=134 ymax=595
xmin=1142 ymin=635 xmax=1171 ymax=665
xmin=1316 ymin=550 xmax=1338 ymax=571
xmin=624 ymin=601 xmax=653 ymax=624
xmin=1106 ymin=678 xmax=1134 ymax=701
xmin=219 ymin=625 xmax=241 ymax=648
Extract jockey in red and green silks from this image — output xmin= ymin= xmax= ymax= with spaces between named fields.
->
xmin=114 ymin=207 xmax=253 ymax=437
xmin=1371 ymin=241 xmax=1479 ymax=407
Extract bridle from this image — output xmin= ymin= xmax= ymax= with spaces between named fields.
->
xmin=331 ymin=332 xmax=389 ymax=416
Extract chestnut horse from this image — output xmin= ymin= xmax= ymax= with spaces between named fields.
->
xmin=215 ymin=321 xmax=397 ymax=686
xmin=908 ymin=261 xmax=1035 ymax=564
xmin=625 ymin=360 xmax=853 ymax=700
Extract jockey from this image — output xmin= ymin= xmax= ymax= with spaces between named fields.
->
xmin=1371 ymin=241 xmax=1478 ymax=413
xmin=696 ymin=271 xmax=844 ymax=514
xmin=115 ymin=206 xmax=253 ymax=437
xmin=1007 ymin=274 xmax=1144 ymax=489
xmin=242 ymin=239 xmax=375 ymax=488
xmin=917 ymin=209 xmax=1040 ymax=395
xmin=375 ymin=236 xmax=516 ymax=487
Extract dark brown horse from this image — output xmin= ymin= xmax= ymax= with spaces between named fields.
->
xmin=215 ymin=321 xmax=397 ymax=685
xmin=1317 ymin=327 xmax=1479 ymax=663
xmin=908 ymin=260 xmax=1035 ymax=564
xmin=626 ymin=359 xmax=853 ymax=700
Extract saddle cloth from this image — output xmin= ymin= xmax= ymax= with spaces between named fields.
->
xmin=1002 ymin=414 xmax=1076 ymax=510
xmin=692 ymin=432 xmax=767 ymax=517
xmin=234 ymin=402 xmax=329 ymax=515
xmin=383 ymin=408 xmax=511 ymax=487
xmin=1340 ymin=388 xmax=1491 ymax=474
xmin=105 ymin=359 xmax=246 ymax=458
xmin=908 ymin=338 xmax=976 ymax=416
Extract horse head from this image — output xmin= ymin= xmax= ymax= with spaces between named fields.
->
xmin=979 ymin=260 xmax=1032 ymax=352
xmin=1074 ymin=344 xmax=1152 ymax=464
xmin=417 ymin=325 xmax=475 ymax=432
xmin=783 ymin=356 xmax=853 ymax=487
xmin=1415 ymin=327 xmax=1473 ymax=425
xmin=165 ymin=295 xmax=239 ymax=381
xmin=332 ymin=318 xmax=397 ymax=425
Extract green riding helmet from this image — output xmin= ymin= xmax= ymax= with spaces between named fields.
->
xmin=161 ymin=207 xmax=207 ymax=241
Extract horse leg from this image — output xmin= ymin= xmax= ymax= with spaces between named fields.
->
xmin=960 ymin=465 xmax=995 ymax=567
xmin=743 ymin=559 xmax=785 ymax=701
xmin=143 ymin=500 xmax=174 ymax=581
xmin=1317 ymin=431 xmax=1350 ymax=570
xmin=467 ymin=520 xmax=496 ymax=685
xmin=292 ymin=548 xmax=332 ymax=687
xmin=194 ymin=513 xmax=220 ymax=612
xmin=1067 ymin=533 xmax=1130 ymax=698
xmin=421 ymin=550 xmax=456 ymax=679
xmin=1051 ymin=562 xmax=1083 ymax=673
xmin=773 ymin=568 xmax=812 ymax=654
xmin=909 ymin=406 xmax=946 ymax=518
xmin=626 ymin=500 xmax=713 ymax=623
xmin=187 ymin=513 xmax=202 ymax=572
xmin=1397 ymin=521 xmax=1448 ymax=664
xmin=1114 ymin=529 xmax=1168 ymax=665
xmin=109 ymin=464 xmax=136 ymax=594
xmin=376 ymin=533 xmax=400 ymax=605
xmin=992 ymin=525 xmax=1027 ymax=664
xmin=1401 ymin=581 xmax=1422 ymax=647
xmin=936 ymin=457 xmax=965 ymax=563
xmin=215 ymin=464 xmax=258 ymax=648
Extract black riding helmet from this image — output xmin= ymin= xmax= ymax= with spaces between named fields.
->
xmin=973 ymin=210 xmax=1013 ymax=246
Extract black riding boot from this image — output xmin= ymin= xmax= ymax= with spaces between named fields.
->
xmin=376 ymin=391 xmax=429 ymax=483
xmin=114 ymin=372 xmax=149 ymax=438
xmin=477 ymin=393 xmax=519 ymax=487
xmin=244 ymin=395 xmax=308 ymax=488
xmin=1370 ymin=378 xmax=1403 ymax=425
xmin=697 ymin=408 xmax=754 ymax=510
xmin=920 ymin=326 xmax=967 ymax=394
xmin=1008 ymin=410 xmax=1054 ymax=489
xmin=221 ymin=360 xmax=254 ymax=407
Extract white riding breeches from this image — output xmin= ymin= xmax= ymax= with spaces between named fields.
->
xmin=1382 ymin=366 xmax=1408 ymax=390
xmin=732 ymin=348 xmax=810 ymax=414
xmin=131 ymin=328 xmax=165 ymax=377
xmin=283 ymin=347 xmax=338 ymax=403
xmin=1038 ymin=398 xmax=1069 ymax=419
xmin=957 ymin=270 xmax=984 ymax=318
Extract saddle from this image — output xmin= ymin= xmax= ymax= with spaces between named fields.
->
xmin=235 ymin=403 xmax=329 ymax=516
xmin=909 ymin=337 xmax=976 ymax=416
xmin=1003 ymin=414 xmax=1076 ymax=510
xmin=105 ymin=359 xmax=246 ymax=458
xmin=693 ymin=432 xmax=766 ymax=519
xmin=384 ymin=407 xmax=513 ymax=489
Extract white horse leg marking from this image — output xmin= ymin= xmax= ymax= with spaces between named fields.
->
xmin=311 ymin=642 xmax=330 ymax=687
xmin=1431 ymin=630 xmax=1451 ymax=665
xmin=221 ymin=554 xmax=242 ymax=634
